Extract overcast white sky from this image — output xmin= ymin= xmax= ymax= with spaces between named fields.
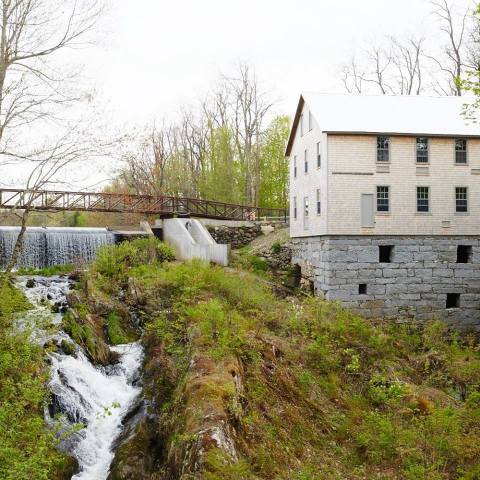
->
xmin=1 ymin=0 xmax=473 ymax=189
xmin=84 ymin=0 xmax=451 ymax=125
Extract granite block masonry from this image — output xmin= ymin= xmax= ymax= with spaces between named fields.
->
xmin=291 ymin=236 xmax=480 ymax=330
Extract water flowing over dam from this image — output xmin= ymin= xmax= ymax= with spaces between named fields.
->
xmin=17 ymin=277 xmax=143 ymax=479
xmin=0 ymin=227 xmax=115 ymax=269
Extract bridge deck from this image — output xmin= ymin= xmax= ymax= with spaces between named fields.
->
xmin=0 ymin=188 xmax=287 ymax=221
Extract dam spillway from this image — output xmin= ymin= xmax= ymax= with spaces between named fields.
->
xmin=0 ymin=227 xmax=115 ymax=269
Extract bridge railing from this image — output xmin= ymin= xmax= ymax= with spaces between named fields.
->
xmin=0 ymin=188 xmax=288 ymax=222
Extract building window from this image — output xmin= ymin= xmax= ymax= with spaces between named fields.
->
xmin=379 ymin=245 xmax=393 ymax=263
xmin=358 ymin=283 xmax=367 ymax=295
xmin=317 ymin=142 xmax=321 ymax=168
xmin=377 ymin=136 xmax=390 ymax=162
xmin=308 ymin=111 xmax=312 ymax=131
xmin=293 ymin=156 xmax=297 ymax=179
xmin=303 ymin=196 xmax=309 ymax=229
xmin=455 ymin=138 xmax=467 ymax=164
xmin=304 ymin=149 xmax=308 ymax=173
xmin=455 ymin=187 xmax=468 ymax=212
xmin=293 ymin=196 xmax=297 ymax=220
xmin=316 ymin=188 xmax=321 ymax=215
xmin=416 ymin=137 xmax=428 ymax=163
xmin=376 ymin=186 xmax=389 ymax=212
xmin=457 ymin=245 xmax=472 ymax=263
xmin=300 ymin=114 xmax=304 ymax=137
xmin=417 ymin=186 xmax=429 ymax=212
xmin=446 ymin=293 xmax=460 ymax=309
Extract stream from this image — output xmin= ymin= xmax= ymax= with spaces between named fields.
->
xmin=17 ymin=275 xmax=143 ymax=480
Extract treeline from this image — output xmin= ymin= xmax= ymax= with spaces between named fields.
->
xmin=114 ymin=65 xmax=290 ymax=209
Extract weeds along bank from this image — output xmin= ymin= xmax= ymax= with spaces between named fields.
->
xmin=2 ymin=237 xmax=480 ymax=479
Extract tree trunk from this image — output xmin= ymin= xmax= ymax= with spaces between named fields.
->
xmin=5 ymin=210 xmax=29 ymax=275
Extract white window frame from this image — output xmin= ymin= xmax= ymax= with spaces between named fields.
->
xmin=416 ymin=137 xmax=429 ymax=164
xmin=316 ymin=142 xmax=321 ymax=168
xmin=316 ymin=188 xmax=321 ymax=215
xmin=416 ymin=186 xmax=430 ymax=213
xmin=304 ymin=149 xmax=308 ymax=174
xmin=455 ymin=186 xmax=468 ymax=213
xmin=300 ymin=114 xmax=304 ymax=137
xmin=293 ymin=196 xmax=297 ymax=220
xmin=293 ymin=155 xmax=297 ymax=179
xmin=377 ymin=136 xmax=390 ymax=163
xmin=454 ymin=138 xmax=468 ymax=165
xmin=376 ymin=185 xmax=390 ymax=213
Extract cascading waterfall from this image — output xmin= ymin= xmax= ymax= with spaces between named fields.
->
xmin=0 ymin=227 xmax=115 ymax=269
xmin=17 ymin=276 xmax=143 ymax=480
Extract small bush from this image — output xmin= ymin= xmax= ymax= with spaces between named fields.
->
xmin=368 ymin=374 xmax=408 ymax=405
xmin=271 ymin=241 xmax=282 ymax=254
xmin=250 ymin=255 xmax=268 ymax=273
xmin=93 ymin=237 xmax=175 ymax=282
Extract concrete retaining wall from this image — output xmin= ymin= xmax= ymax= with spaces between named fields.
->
xmin=163 ymin=218 xmax=230 ymax=266
xmin=292 ymin=236 xmax=480 ymax=329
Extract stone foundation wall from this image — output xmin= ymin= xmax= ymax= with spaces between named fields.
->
xmin=207 ymin=225 xmax=263 ymax=248
xmin=257 ymin=244 xmax=292 ymax=271
xmin=291 ymin=236 xmax=480 ymax=330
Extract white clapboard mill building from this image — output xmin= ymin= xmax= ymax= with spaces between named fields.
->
xmin=287 ymin=93 xmax=480 ymax=328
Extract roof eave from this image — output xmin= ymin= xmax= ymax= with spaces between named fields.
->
xmin=323 ymin=130 xmax=480 ymax=138
xmin=285 ymin=95 xmax=305 ymax=157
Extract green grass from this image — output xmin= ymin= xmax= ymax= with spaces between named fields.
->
xmin=106 ymin=311 xmax=137 ymax=345
xmin=16 ymin=264 xmax=76 ymax=277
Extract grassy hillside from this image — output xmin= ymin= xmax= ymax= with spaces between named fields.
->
xmin=76 ymin=239 xmax=480 ymax=480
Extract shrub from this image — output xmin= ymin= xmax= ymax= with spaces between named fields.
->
xmin=250 ymin=255 xmax=268 ymax=273
xmin=93 ymin=237 xmax=175 ymax=281
xmin=271 ymin=241 xmax=282 ymax=254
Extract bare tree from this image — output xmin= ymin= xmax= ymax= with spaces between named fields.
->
xmin=429 ymin=0 xmax=470 ymax=95
xmin=0 ymin=0 xmax=104 ymax=275
xmin=342 ymin=58 xmax=365 ymax=93
xmin=118 ymin=64 xmax=277 ymax=208
xmin=224 ymin=64 xmax=273 ymax=206
xmin=464 ymin=3 xmax=480 ymax=81
xmin=341 ymin=36 xmax=425 ymax=95
xmin=390 ymin=37 xmax=425 ymax=95
xmin=121 ymin=124 xmax=177 ymax=196
xmin=4 ymin=129 xmax=105 ymax=273
xmin=340 ymin=1 xmax=476 ymax=96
